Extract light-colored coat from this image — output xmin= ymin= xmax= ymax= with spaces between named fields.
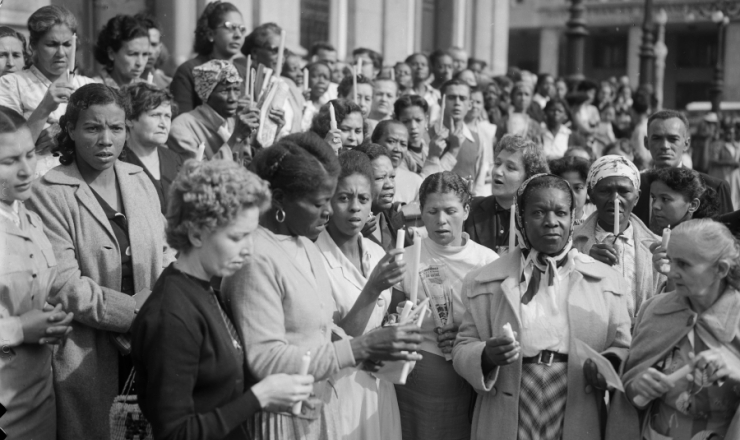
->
xmin=573 ymin=212 xmax=665 ymax=316
xmin=26 ymin=160 xmax=171 ymax=440
xmin=452 ymin=248 xmax=632 ymax=440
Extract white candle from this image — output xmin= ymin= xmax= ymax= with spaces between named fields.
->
xmin=389 ymin=67 xmax=395 ymax=81
xmin=634 ymin=364 xmax=691 ymax=407
xmin=408 ymin=233 xmax=421 ymax=306
xmin=662 ymin=225 xmax=671 ymax=249
xmin=395 ymin=229 xmax=405 ymax=262
xmin=303 ymin=67 xmax=309 ymax=92
xmin=613 ymin=199 xmax=620 ymax=237
xmin=275 ymin=29 xmax=286 ymax=78
xmin=69 ymin=33 xmax=76 ymax=76
xmin=356 ymin=58 xmax=362 ymax=77
xmin=502 ymin=322 xmax=515 ymax=340
xmin=196 ymin=143 xmax=205 ymax=161
xmin=249 ymin=74 xmax=255 ymax=102
xmin=146 ymin=72 xmax=153 ymax=84
xmin=509 ymin=197 xmax=516 ymax=252
xmin=437 ymin=94 xmax=446 ymax=133
xmin=352 ymin=66 xmax=358 ymax=103
xmin=292 ymin=351 xmax=311 ymax=415
xmin=329 ymin=103 xmax=337 ymax=130
xmin=244 ymin=56 xmax=252 ymax=98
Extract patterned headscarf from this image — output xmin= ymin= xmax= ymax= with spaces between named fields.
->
xmin=586 ymin=154 xmax=640 ymax=192
xmin=193 ymin=59 xmax=242 ymax=103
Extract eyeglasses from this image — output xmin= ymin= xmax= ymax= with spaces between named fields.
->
xmin=218 ymin=22 xmax=247 ymax=34
xmin=260 ymin=44 xmax=280 ymax=54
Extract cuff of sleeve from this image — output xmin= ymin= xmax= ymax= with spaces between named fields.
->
xmin=333 ymin=338 xmax=356 ymax=369
xmin=1 ymin=317 xmax=24 ymax=347
xmin=472 ymin=341 xmax=498 ymax=392
xmin=104 ymin=292 xmax=138 ymax=333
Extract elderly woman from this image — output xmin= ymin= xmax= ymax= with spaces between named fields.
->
xmin=170 ymin=1 xmax=246 ymax=114
xmin=453 ymin=173 xmax=633 ymax=440
xmin=464 ymin=134 xmax=549 ymax=253
xmin=0 ymin=106 xmax=73 ymax=440
xmin=393 ymin=171 xmax=499 ymax=440
xmin=119 ymin=83 xmax=182 ymax=214
xmin=316 ymin=150 xmax=404 ymax=439
xmin=27 ymin=83 xmax=172 ymax=440
xmin=221 ymin=132 xmax=423 ymax=440
xmin=93 ymin=15 xmax=150 ymax=89
xmin=0 ymin=26 xmax=30 ymax=76
xmin=311 ymin=98 xmax=364 ymax=154
xmin=610 ymin=219 xmax=740 ymax=440
xmin=0 ymin=6 xmax=96 ymax=175
xmin=167 ymin=59 xmax=258 ymax=161
xmin=573 ymin=155 xmax=664 ymax=316
xmin=131 ymin=160 xmax=314 ymax=440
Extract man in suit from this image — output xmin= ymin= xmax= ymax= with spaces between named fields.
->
xmin=633 ymin=109 xmax=733 ymax=225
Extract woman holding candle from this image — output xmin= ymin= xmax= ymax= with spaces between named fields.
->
xmin=0 ymin=5 xmax=97 ymax=176
xmin=93 ymin=15 xmax=150 ymax=89
xmin=311 ymin=99 xmax=364 ymax=154
xmin=609 ymin=219 xmax=740 ymax=440
xmin=316 ymin=150 xmax=408 ymax=440
xmin=453 ymin=173 xmax=632 ymax=440
xmin=170 ymin=1 xmax=247 ymax=115
xmin=221 ymin=132 xmax=423 ymax=440
xmin=573 ymin=154 xmax=665 ymax=316
xmin=131 ymin=159 xmax=315 ymax=440
xmin=392 ymin=171 xmax=498 ymax=440
xmin=463 ymin=134 xmax=549 ymax=253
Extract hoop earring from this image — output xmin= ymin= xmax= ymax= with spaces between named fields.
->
xmin=275 ymin=208 xmax=286 ymax=223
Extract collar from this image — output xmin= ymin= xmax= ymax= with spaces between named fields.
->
xmin=194 ymin=103 xmax=229 ymax=129
xmin=541 ymin=123 xmax=571 ymax=138
xmin=654 ymin=288 xmax=740 ymax=343
xmin=595 ymin=222 xmax=635 ymax=245
xmin=461 ymin=123 xmax=475 ymax=143
xmin=41 ymin=159 xmax=143 ymax=186
xmin=29 ymin=65 xmax=52 ymax=87
xmin=0 ymin=200 xmax=21 ymax=227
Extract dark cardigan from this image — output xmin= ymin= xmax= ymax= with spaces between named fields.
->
xmin=131 ymin=264 xmax=260 ymax=440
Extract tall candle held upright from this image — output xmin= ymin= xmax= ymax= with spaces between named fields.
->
xmin=613 ymin=199 xmax=620 ymax=236
xmin=437 ymin=95 xmax=446 ymax=133
xmin=329 ymin=103 xmax=337 ymax=130
xmin=661 ymin=226 xmax=671 ymax=249
xmin=408 ymin=232 xmax=422 ymax=306
xmin=274 ymin=29 xmax=286 ymax=78
xmin=395 ymin=229 xmax=405 ymax=262
xmin=70 ymin=33 xmax=76 ymax=75
xmin=352 ymin=66 xmax=358 ymax=103
xmin=244 ymin=56 xmax=252 ymax=98
xmin=292 ymin=351 xmax=311 ymax=415
xmin=509 ymin=197 xmax=516 ymax=252
xmin=303 ymin=68 xmax=309 ymax=92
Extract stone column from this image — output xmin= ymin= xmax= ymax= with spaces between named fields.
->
xmin=565 ymin=0 xmax=587 ymax=81
xmin=253 ymin=0 xmax=302 ymax=51
xmin=724 ymin=22 xmax=740 ymax=102
xmin=156 ymin=0 xmax=199 ymax=66
xmin=627 ymin=25 xmax=641 ymax=89
xmin=539 ymin=28 xmax=561 ymax=75
xmin=347 ymin=0 xmax=383 ymax=55
xmin=382 ymin=0 xmax=416 ymax=64
xmin=329 ymin=0 xmax=349 ymax=59
xmin=490 ymin=0 xmax=509 ymax=75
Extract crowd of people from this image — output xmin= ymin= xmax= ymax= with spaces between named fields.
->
xmin=3 ymin=2 xmax=740 ymax=440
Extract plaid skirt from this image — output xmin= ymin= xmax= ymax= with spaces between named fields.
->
xmin=518 ymin=362 xmax=569 ymax=440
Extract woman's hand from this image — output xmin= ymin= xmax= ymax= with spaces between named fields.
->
xmin=19 ymin=303 xmax=74 ymax=345
xmin=649 ymin=242 xmax=670 ymax=275
xmin=268 ymin=107 xmax=286 ymax=129
xmin=134 ymin=289 xmax=152 ymax=312
xmin=589 ymin=243 xmax=618 ymax=266
xmin=234 ymin=108 xmax=260 ymax=138
xmin=323 ymin=128 xmax=343 ymax=154
xmin=436 ymin=323 xmax=459 ymax=355
xmin=351 ymin=323 xmax=423 ymax=362
xmin=482 ymin=333 xmax=520 ymax=368
xmin=428 ymin=123 xmax=449 ymax=159
xmin=41 ymin=76 xmax=76 ymax=112
xmin=631 ymin=368 xmax=673 ymax=404
xmin=251 ymin=373 xmax=314 ymax=412
xmin=237 ymin=95 xmax=254 ymax=112
xmin=365 ymin=249 xmax=406 ymax=295
xmin=692 ymin=348 xmax=740 ymax=384
xmin=583 ymin=358 xmax=608 ymax=392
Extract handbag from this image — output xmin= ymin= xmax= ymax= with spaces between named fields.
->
xmin=110 ymin=368 xmax=153 ymax=440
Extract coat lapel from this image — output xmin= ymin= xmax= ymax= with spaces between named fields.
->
xmin=116 ymin=161 xmax=152 ymax=291
xmin=316 ymin=230 xmax=365 ymax=292
xmin=74 ymin=180 xmax=116 ymax=243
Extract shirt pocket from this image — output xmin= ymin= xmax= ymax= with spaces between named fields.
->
xmin=39 ymin=243 xmax=57 ymax=268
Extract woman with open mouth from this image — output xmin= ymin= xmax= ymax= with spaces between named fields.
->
xmin=464 ymin=134 xmax=549 ymax=254
xmin=27 ymin=83 xmax=174 ymax=440
xmin=392 ymin=171 xmax=498 ymax=440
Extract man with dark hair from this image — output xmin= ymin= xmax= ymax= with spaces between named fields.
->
xmin=310 ymin=41 xmax=338 ymax=73
xmin=632 ymin=109 xmax=734 ymax=224
xmin=630 ymin=89 xmax=653 ymax=166
xmin=429 ymin=50 xmax=454 ymax=90
xmin=352 ymin=47 xmax=382 ymax=79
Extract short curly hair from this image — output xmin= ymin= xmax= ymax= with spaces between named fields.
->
xmin=166 ymin=159 xmax=271 ymax=253
xmin=354 ymin=142 xmax=391 ymax=162
xmin=494 ymin=134 xmax=549 ymax=179
xmin=419 ymin=171 xmax=471 ymax=209
xmin=311 ymin=98 xmax=363 ymax=139
xmin=194 ymin=1 xmax=241 ymax=56
xmin=252 ymin=131 xmax=340 ymax=200
xmin=122 ymin=82 xmax=176 ymax=121
xmin=54 ymin=84 xmax=130 ymax=166
xmin=338 ymin=150 xmax=373 ymax=186
xmin=646 ymin=167 xmax=719 ymax=220
xmin=549 ymin=155 xmax=590 ymax=183
xmin=337 ymin=73 xmax=372 ymax=100
xmin=94 ymin=15 xmax=149 ymax=71
xmin=393 ymin=94 xmax=429 ymax=118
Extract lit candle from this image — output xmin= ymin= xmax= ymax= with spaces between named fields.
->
xmin=329 ymin=103 xmax=337 ymax=130
xmin=661 ymin=225 xmax=671 ymax=249
xmin=395 ymin=229 xmax=405 ymax=262
xmin=509 ymin=197 xmax=516 ymax=252
xmin=292 ymin=351 xmax=311 ymax=415
xmin=244 ymin=55 xmax=251 ymax=98
xmin=303 ymin=67 xmax=309 ymax=92
xmin=275 ymin=29 xmax=286 ymax=78
xmin=437 ymin=94 xmax=446 ymax=133
xmin=613 ymin=199 xmax=620 ymax=237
